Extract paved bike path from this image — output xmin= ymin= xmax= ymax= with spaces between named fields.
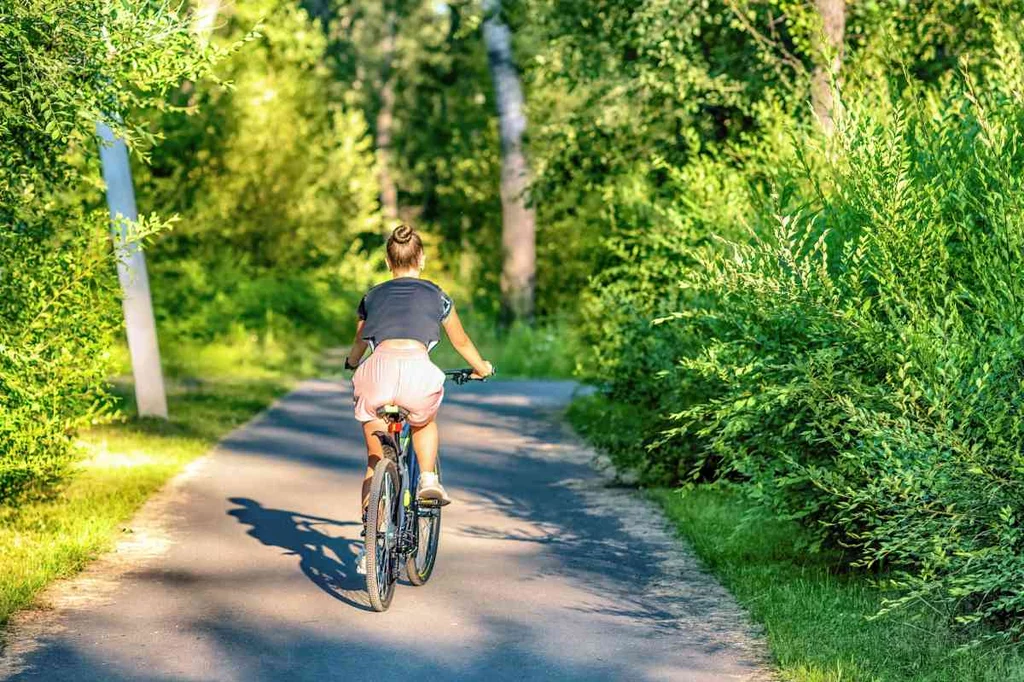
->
xmin=3 ymin=380 xmax=768 ymax=681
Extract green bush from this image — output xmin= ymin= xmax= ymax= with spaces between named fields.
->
xmin=571 ymin=148 xmax=777 ymax=483
xmin=0 ymin=1 xmax=216 ymax=502
xmin=0 ymin=214 xmax=118 ymax=499
xmin=559 ymin=4 xmax=1024 ymax=641
xmin=669 ymin=55 xmax=1024 ymax=637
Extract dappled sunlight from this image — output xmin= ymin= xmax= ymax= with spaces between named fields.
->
xmin=5 ymin=379 xmax=768 ymax=680
xmin=8 ymin=0 xmax=1017 ymax=677
xmin=74 ymin=441 xmax=159 ymax=471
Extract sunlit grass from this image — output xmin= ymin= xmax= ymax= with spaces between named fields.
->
xmin=654 ymin=486 xmax=1024 ymax=681
xmin=112 ymin=326 xmax=324 ymax=381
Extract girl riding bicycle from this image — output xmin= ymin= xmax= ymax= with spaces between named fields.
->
xmin=345 ymin=225 xmax=493 ymax=567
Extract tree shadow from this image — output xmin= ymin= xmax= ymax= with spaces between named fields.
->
xmin=226 ymin=497 xmax=370 ymax=612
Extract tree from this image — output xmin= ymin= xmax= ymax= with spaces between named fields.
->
xmin=376 ymin=3 xmax=401 ymax=225
xmin=810 ymin=0 xmax=846 ymax=132
xmin=483 ymin=0 xmax=535 ymax=322
xmin=90 ymin=0 xmax=228 ymax=420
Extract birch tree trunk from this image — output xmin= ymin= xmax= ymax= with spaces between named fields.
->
xmin=97 ymin=122 xmax=169 ymax=419
xmin=483 ymin=0 xmax=535 ymax=322
xmin=810 ymin=0 xmax=846 ymax=133
xmin=376 ymin=7 xmax=400 ymax=226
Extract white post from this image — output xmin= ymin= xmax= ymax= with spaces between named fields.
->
xmin=97 ymin=121 xmax=169 ymax=419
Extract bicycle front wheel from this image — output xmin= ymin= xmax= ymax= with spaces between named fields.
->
xmin=365 ymin=458 xmax=399 ymax=611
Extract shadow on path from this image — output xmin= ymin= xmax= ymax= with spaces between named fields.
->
xmin=227 ymin=498 xmax=369 ymax=611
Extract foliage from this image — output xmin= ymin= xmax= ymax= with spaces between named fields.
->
xmin=544 ymin=0 xmax=1024 ymax=643
xmin=134 ymin=0 xmax=383 ymax=357
xmin=302 ymin=0 xmax=504 ymax=314
xmin=0 ymin=0 xmax=216 ymax=502
xmin=671 ymin=61 xmax=1024 ymax=637
xmin=388 ymin=2 xmax=503 ymax=314
xmin=520 ymin=0 xmax=1019 ymax=315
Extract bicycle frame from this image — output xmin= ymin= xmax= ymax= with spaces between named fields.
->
xmin=379 ymin=415 xmax=437 ymax=564
xmin=394 ymin=421 xmax=418 ymax=559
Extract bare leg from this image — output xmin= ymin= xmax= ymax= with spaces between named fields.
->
xmin=361 ymin=419 xmax=386 ymax=509
xmin=411 ymin=420 xmax=438 ymax=474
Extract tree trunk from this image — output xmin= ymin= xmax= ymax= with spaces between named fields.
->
xmin=810 ymin=0 xmax=845 ymax=133
xmin=376 ymin=8 xmax=400 ymax=227
xmin=97 ymin=121 xmax=169 ymax=419
xmin=482 ymin=0 xmax=535 ymax=322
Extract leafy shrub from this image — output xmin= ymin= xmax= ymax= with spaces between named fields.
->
xmin=0 ymin=1 xmax=216 ymax=501
xmin=570 ymin=146 xmax=779 ymax=482
xmin=0 ymin=214 xmax=118 ymax=499
xmin=136 ymin=0 xmax=383 ymax=362
xmin=669 ymin=54 xmax=1024 ymax=637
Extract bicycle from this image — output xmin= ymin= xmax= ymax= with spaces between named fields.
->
xmin=363 ymin=367 xmax=491 ymax=612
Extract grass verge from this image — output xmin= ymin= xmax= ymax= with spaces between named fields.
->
xmin=568 ymin=393 xmax=1024 ymax=682
xmin=0 ymin=376 xmax=293 ymax=630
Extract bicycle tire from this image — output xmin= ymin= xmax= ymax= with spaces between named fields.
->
xmin=365 ymin=457 xmax=399 ymax=612
xmin=406 ymin=460 xmax=442 ymax=586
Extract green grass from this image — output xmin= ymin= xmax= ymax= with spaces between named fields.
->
xmin=430 ymin=315 xmax=579 ymax=379
xmin=569 ymin=393 xmax=1024 ymax=682
xmin=112 ymin=327 xmax=325 ymax=381
xmin=0 ymin=376 xmax=292 ymax=629
xmin=654 ymin=486 xmax=1024 ymax=681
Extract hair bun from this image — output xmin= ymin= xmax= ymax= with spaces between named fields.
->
xmin=391 ymin=225 xmax=414 ymax=244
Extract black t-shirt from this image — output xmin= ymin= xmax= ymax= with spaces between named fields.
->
xmin=357 ymin=278 xmax=453 ymax=350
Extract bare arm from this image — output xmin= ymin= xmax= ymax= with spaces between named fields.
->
xmin=346 ymin=319 xmax=369 ymax=368
xmin=442 ymin=307 xmax=493 ymax=378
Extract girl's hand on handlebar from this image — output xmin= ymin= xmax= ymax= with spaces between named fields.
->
xmin=471 ymin=361 xmax=494 ymax=380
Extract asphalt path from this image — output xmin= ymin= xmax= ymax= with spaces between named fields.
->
xmin=3 ymin=379 xmax=768 ymax=681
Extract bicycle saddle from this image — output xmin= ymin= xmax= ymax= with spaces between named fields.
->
xmin=375 ymin=404 xmax=410 ymax=432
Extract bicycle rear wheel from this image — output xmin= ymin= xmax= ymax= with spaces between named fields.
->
xmin=365 ymin=458 xmax=399 ymax=611
xmin=406 ymin=460 xmax=442 ymax=586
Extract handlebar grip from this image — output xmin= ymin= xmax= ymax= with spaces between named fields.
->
xmin=443 ymin=367 xmax=495 ymax=384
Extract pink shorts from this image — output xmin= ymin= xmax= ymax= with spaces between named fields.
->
xmin=352 ymin=347 xmax=445 ymax=425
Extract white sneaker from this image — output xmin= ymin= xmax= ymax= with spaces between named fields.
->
xmin=417 ymin=472 xmax=451 ymax=506
xmin=356 ymin=544 xmax=367 ymax=575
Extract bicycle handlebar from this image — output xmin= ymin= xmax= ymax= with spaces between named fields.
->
xmin=443 ymin=367 xmax=496 ymax=385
